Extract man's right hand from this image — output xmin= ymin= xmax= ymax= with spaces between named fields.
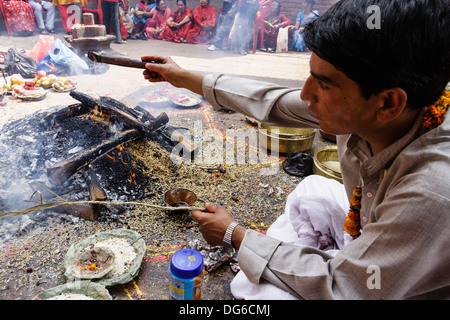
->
xmin=142 ymin=56 xmax=205 ymax=95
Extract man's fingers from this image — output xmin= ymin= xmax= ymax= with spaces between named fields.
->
xmin=141 ymin=55 xmax=166 ymax=63
xmin=192 ymin=203 xmax=217 ymax=222
xmin=204 ymin=202 xmax=218 ymax=212
xmin=192 ymin=209 xmax=210 ymax=222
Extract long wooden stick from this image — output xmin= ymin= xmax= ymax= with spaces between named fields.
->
xmin=0 ymin=200 xmax=205 ymax=219
xmin=87 ymin=51 xmax=151 ymax=69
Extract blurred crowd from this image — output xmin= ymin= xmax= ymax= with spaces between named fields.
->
xmin=1 ymin=0 xmax=319 ymax=53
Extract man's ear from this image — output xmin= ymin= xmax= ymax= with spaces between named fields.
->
xmin=376 ymin=88 xmax=408 ymax=122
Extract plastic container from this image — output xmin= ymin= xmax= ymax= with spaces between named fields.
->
xmin=168 ymin=248 xmax=204 ymax=300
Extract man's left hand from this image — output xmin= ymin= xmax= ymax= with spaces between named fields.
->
xmin=192 ymin=203 xmax=236 ymax=247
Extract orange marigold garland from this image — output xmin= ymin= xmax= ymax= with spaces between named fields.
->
xmin=344 ymin=186 xmax=362 ymax=239
xmin=422 ymin=90 xmax=450 ymax=129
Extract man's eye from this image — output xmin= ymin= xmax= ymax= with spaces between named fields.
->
xmin=318 ymin=81 xmax=329 ymax=90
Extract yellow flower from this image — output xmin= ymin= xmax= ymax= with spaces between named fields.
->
xmin=344 ymin=217 xmax=361 ymax=237
xmin=345 ymin=186 xmax=362 ymax=239
xmin=352 ymin=186 xmax=362 ymax=197
xmin=443 ymin=90 xmax=450 ymax=99
xmin=87 ymin=263 xmax=98 ymax=271
xmin=422 ymin=91 xmax=449 ymax=129
xmin=350 ymin=197 xmax=361 ymax=208
xmin=347 ymin=209 xmax=360 ymax=221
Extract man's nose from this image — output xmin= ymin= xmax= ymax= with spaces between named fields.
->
xmin=300 ymin=75 xmax=317 ymax=102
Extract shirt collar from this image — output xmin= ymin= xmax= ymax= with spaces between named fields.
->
xmin=346 ymin=107 xmax=428 ymax=180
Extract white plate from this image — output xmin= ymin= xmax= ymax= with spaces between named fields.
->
xmin=16 ymin=90 xmax=47 ymax=101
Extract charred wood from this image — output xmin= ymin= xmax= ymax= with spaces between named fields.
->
xmin=69 ymin=91 xmax=169 ymax=136
xmin=85 ymin=167 xmax=107 ymax=201
xmin=47 ymin=129 xmax=142 ymax=185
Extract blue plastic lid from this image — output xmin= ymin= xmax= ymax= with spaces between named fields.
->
xmin=170 ymin=249 xmax=204 ymax=279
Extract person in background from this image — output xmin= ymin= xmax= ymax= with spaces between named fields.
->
xmin=52 ymin=0 xmax=82 ymax=34
xmin=261 ymin=1 xmax=290 ymax=52
xmin=228 ymin=0 xmax=259 ymax=55
xmin=161 ymin=0 xmax=192 ymax=43
xmin=141 ymin=0 xmax=450 ymax=300
xmin=130 ymin=0 xmax=155 ymax=39
xmin=102 ymin=0 xmax=123 ymax=43
xmin=120 ymin=0 xmax=135 ymax=36
xmin=186 ymin=0 xmax=216 ymax=45
xmin=2 ymin=0 xmax=37 ymax=35
xmin=207 ymin=0 xmax=238 ymax=51
xmin=144 ymin=0 xmax=171 ymax=40
xmin=28 ymin=0 xmax=55 ymax=34
xmin=251 ymin=0 xmax=271 ymax=53
xmin=291 ymin=0 xmax=318 ymax=52
xmin=117 ymin=0 xmax=130 ymax=40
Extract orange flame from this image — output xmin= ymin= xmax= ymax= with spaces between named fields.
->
xmin=129 ymin=172 xmax=137 ymax=185
xmin=105 ymin=153 xmax=115 ymax=161
xmin=93 ymin=105 xmax=110 ymax=122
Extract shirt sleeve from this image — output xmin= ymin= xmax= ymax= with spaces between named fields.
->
xmin=202 ymin=73 xmax=318 ymax=129
xmin=238 ymin=229 xmax=337 ymax=299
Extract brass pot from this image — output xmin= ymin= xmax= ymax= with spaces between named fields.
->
xmin=313 ymin=146 xmax=342 ymax=183
xmin=259 ymin=123 xmax=316 ymax=154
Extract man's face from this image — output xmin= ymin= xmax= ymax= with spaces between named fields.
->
xmin=300 ymin=53 xmax=380 ymax=136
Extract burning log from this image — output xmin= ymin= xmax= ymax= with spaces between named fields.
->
xmin=71 ymin=91 xmax=197 ymax=156
xmin=56 ymin=203 xmax=99 ymax=220
xmin=70 ymin=91 xmax=169 ymax=136
xmin=47 ymin=96 xmax=169 ymax=185
xmin=85 ymin=167 xmax=107 ymax=201
xmin=47 ymin=129 xmax=142 ymax=185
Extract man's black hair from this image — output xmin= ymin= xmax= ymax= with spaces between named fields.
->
xmin=303 ymin=0 xmax=450 ymax=109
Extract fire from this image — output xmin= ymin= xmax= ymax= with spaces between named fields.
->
xmin=129 ymin=172 xmax=137 ymax=185
xmin=116 ymin=145 xmax=128 ymax=165
xmin=105 ymin=153 xmax=115 ymax=161
xmin=103 ymin=145 xmax=128 ymax=164
xmin=93 ymin=105 xmax=110 ymax=122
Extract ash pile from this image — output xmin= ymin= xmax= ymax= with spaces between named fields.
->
xmin=0 ymin=91 xmax=187 ymax=241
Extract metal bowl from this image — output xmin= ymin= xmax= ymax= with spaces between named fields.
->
xmin=313 ymin=146 xmax=342 ymax=183
xmin=259 ymin=123 xmax=316 ymax=154
xmin=164 ymin=188 xmax=197 ymax=208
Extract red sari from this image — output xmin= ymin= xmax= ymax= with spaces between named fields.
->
xmin=3 ymin=0 xmax=37 ymax=33
xmin=145 ymin=7 xmax=171 ymax=39
xmin=161 ymin=8 xmax=193 ymax=42
xmin=263 ymin=13 xmax=291 ymax=48
xmin=186 ymin=4 xmax=216 ymax=44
